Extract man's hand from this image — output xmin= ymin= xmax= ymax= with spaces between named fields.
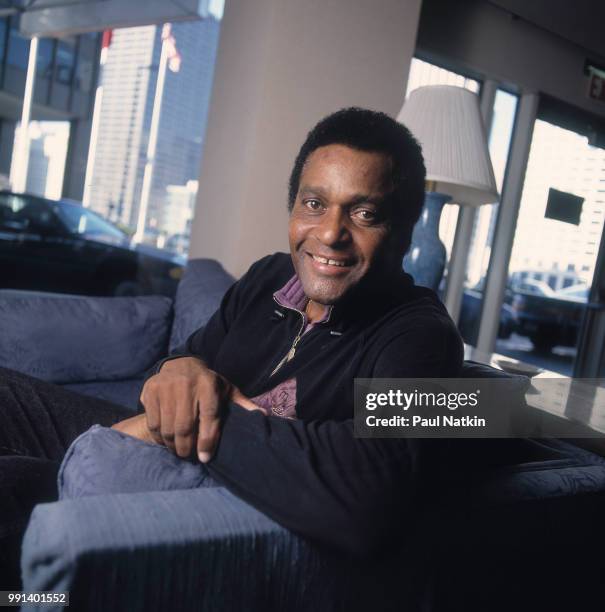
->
xmin=111 ymin=413 xmax=156 ymax=443
xmin=140 ymin=357 xmax=232 ymax=462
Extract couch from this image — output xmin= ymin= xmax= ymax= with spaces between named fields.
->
xmin=1 ymin=259 xmax=605 ymax=611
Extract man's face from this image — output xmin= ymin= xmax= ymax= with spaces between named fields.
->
xmin=289 ymin=144 xmax=402 ymax=305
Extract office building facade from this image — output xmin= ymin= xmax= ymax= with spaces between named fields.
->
xmin=85 ymin=17 xmax=221 ymax=242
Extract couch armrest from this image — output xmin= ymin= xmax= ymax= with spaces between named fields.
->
xmin=21 ymin=487 xmax=347 ymax=611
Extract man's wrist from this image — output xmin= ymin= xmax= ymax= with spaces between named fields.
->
xmin=156 ymin=354 xmax=206 ymax=374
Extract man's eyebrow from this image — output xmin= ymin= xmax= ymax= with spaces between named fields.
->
xmin=299 ymin=186 xmax=329 ymax=198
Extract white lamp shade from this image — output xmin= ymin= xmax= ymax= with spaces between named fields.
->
xmin=397 ymin=85 xmax=499 ymax=206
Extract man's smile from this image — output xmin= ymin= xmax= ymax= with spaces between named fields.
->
xmin=307 ymin=251 xmax=355 ymax=274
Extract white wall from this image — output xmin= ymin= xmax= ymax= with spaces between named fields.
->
xmin=416 ymin=0 xmax=605 ymax=119
xmin=188 ymin=0 xmax=423 ymax=277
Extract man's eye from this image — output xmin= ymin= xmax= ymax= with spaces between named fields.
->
xmin=354 ymin=209 xmax=378 ymax=223
xmin=304 ymin=199 xmax=322 ymax=211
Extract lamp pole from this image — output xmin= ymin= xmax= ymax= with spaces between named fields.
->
xmin=10 ymin=35 xmax=38 ymax=193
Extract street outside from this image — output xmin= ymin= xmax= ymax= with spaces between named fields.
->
xmin=496 ymin=332 xmax=575 ymax=376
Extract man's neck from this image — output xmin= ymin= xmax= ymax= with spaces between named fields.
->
xmin=305 ymin=299 xmax=328 ymax=323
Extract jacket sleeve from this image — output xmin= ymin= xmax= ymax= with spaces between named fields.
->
xmin=208 ymin=319 xmax=463 ymax=558
xmin=208 ymin=405 xmax=418 ymax=559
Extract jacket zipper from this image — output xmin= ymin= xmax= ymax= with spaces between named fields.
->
xmin=270 ymin=296 xmax=307 ymax=377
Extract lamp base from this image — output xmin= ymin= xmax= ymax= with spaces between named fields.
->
xmin=402 ymin=191 xmax=451 ymax=291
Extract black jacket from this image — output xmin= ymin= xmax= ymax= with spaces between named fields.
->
xmin=157 ymin=252 xmax=463 ymax=557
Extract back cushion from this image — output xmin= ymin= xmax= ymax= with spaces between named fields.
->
xmin=0 ymin=292 xmax=172 ymax=383
xmin=169 ymin=258 xmax=235 ymax=352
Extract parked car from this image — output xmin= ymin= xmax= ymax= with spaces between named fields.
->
xmin=511 ymin=282 xmax=588 ymax=352
xmin=0 ymin=191 xmax=185 ymax=297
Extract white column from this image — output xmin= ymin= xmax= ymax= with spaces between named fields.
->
xmin=444 ymin=79 xmax=498 ymax=322
xmin=188 ymin=0 xmax=423 ymax=277
xmin=477 ymin=92 xmax=539 ymax=353
xmin=9 ymin=36 xmax=38 ymax=193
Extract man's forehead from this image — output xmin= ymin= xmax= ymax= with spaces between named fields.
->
xmin=304 ymin=143 xmax=391 ymax=168
xmin=299 ymin=145 xmax=394 ymax=198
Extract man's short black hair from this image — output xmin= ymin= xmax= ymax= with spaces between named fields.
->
xmin=288 ymin=107 xmax=426 ymax=242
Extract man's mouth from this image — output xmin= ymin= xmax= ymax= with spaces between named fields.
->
xmin=308 ymin=253 xmax=355 ymax=267
xmin=305 ymin=252 xmax=355 ymax=275
xmin=311 ymin=254 xmax=349 ymax=267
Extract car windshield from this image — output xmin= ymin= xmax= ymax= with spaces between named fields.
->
xmin=54 ymin=202 xmax=126 ymax=243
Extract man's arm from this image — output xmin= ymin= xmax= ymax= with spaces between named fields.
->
xmin=121 ymin=259 xmax=265 ymax=454
xmin=205 ymin=321 xmax=463 ymax=558
xmin=208 ymin=404 xmax=417 ymax=558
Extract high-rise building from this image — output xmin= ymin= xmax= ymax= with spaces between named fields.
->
xmin=509 ymin=120 xmax=605 ymax=288
xmin=0 ymin=16 xmax=100 ymax=199
xmin=85 ymin=17 xmax=221 ymax=239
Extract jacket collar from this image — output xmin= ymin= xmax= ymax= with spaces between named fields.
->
xmin=272 ymin=263 xmax=415 ymax=331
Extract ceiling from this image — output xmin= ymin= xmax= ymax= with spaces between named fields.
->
xmin=488 ymin=0 xmax=605 ymax=59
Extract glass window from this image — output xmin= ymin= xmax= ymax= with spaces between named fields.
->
xmin=36 ymin=38 xmax=55 ymax=80
xmin=84 ymin=18 xmax=222 ymax=262
xmin=458 ymin=90 xmax=518 ymax=347
xmin=54 ymin=37 xmax=76 ymax=85
xmin=495 ymin=118 xmax=605 ymax=375
xmin=54 ymin=202 xmax=126 ymax=244
xmin=74 ymin=33 xmax=98 ymax=92
xmin=6 ymin=17 xmax=30 ymax=70
xmin=0 ymin=193 xmax=30 ymax=231
xmin=0 ymin=193 xmax=62 ymax=233
xmin=0 ymin=18 xmax=8 ymax=67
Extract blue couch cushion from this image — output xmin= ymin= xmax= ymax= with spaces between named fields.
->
xmin=63 ymin=378 xmax=145 ymax=411
xmin=0 ymin=292 xmax=172 ymax=383
xmin=169 ymin=258 xmax=234 ymax=352
xmin=59 ymin=425 xmax=219 ymax=499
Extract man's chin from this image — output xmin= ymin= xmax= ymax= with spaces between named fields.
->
xmin=300 ymin=279 xmax=352 ymax=306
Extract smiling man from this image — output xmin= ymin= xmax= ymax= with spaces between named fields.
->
xmin=112 ymin=107 xmax=464 ymax=555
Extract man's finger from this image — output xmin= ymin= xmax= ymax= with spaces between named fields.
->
xmin=197 ymin=394 xmax=221 ymax=463
xmin=159 ymin=395 xmax=176 ymax=451
xmin=174 ymin=394 xmax=197 ymax=458
xmin=141 ymin=380 xmax=164 ymax=445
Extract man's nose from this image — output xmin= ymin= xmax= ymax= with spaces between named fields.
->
xmin=315 ymin=208 xmax=351 ymax=246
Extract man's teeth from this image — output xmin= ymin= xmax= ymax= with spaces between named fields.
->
xmin=312 ymin=255 xmax=347 ymax=267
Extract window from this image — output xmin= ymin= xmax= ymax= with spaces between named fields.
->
xmin=54 ymin=37 xmax=76 ymax=85
xmin=74 ymin=32 xmax=98 ymax=92
xmin=36 ymin=38 xmax=55 ymax=80
xmin=6 ymin=17 xmax=29 ymax=70
xmin=0 ymin=18 xmax=7 ymax=70
xmin=0 ymin=193 xmax=61 ymax=233
xmin=457 ymin=89 xmax=518 ymax=347
xmin=54 ymin=202 xmax=126 ymax=244
xmin=84 ymin=18 xmax=222 ymax=259
xmin=496 ymin=118 xmax=605 ymax=374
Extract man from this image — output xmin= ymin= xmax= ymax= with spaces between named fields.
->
xmin=0 ymin=108 xmax=462 ymax=586
xmin=113 ymin=107 xmax=463 ymax=554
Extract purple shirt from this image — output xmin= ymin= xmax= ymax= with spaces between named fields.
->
xmin=250 ymin=275 xmax=331 ymax=419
